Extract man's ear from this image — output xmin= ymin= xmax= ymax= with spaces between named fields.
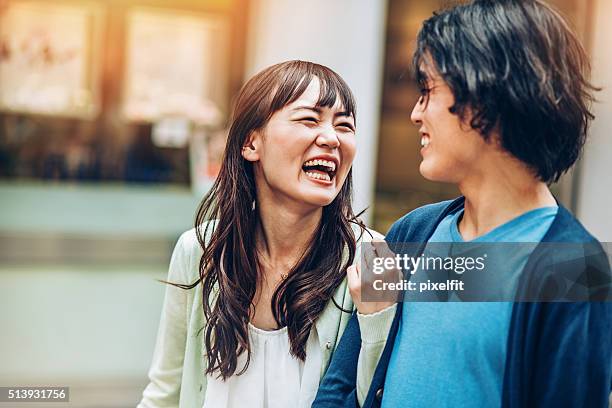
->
xmin=241 ymin=130 xmax=262 ymax=162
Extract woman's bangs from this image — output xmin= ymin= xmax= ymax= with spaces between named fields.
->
xmin=270 ymin=62 xmax=356 ymax=119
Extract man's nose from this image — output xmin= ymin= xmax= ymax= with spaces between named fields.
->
xmin=411 ymin=97 xmax=425 ymax=125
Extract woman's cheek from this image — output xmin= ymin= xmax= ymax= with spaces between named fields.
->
xmin=343 ymin=138 xmax=357 ymax=163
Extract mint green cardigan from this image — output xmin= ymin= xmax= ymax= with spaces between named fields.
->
xmin=137 ymin=223 xmax=394 ymax=408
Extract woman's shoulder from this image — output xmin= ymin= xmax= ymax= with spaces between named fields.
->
xmin=172 ymin=220 xmax=218 ymax=282
xmin=176 ymin=228 xmax=199 ymax=252
xmin=177 ymin=220 xmax=218 ymax=250
xmin=321 ymin=224 xmax=385 ymax=330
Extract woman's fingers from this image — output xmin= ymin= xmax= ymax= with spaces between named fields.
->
xmin=347 ymin=264 xmax=359 ymax=282
xmin=347 ymin=264 xmax=361 ymax=302
xmin=349 ymin=241 xmax=400 ymax=314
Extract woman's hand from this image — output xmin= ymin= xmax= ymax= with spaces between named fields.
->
xmin=347 ymin=240 xmax=400 ymax=315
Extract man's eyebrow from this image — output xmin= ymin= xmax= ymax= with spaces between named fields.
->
xmin=417 ymin=67 xmax=435 ymax=82
xmin=418 ymin=72 xmax=430 ymax=82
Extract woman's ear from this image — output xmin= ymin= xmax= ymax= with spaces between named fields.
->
xmin=242 ymin=130 xmax=261 ymax=162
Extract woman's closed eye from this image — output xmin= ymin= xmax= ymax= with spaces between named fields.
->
xmin=335 ymin=122 xmax=355 ymax=132
xmin=297 ymin=117 xmax=319 ymax=124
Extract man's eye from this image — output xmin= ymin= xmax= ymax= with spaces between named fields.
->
xmin=298 ymin=117 xmax=318 ymax=123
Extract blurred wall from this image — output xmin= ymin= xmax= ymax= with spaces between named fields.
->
xmin=577 ymin=0 xmax=612 ymax=241
xmin=245 ymin=0 xmax=388 ymax=222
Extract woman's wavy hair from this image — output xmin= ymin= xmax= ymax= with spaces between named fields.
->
xmin=414 ymin=0 xmax=599 ymax=183
xmin=172 ymin=60 xmax=365 ymax=380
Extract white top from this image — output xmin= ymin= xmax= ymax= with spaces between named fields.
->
xmin=202 ymin=323 xmax=322 ymax=408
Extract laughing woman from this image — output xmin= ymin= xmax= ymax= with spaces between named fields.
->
xmin=137 ymin=61 xmax=388 ymax=408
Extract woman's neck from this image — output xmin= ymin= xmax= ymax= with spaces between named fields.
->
xmin=255 ymin=195 xmax=322 ymax=270
xmin=249 ymin=196 xmax=321 ymax=330
xmin=457 ymin=153 xmax=557 ymax=241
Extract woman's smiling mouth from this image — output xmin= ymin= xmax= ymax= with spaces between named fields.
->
xmin=302 ymin=158 xmax=337 ymax=184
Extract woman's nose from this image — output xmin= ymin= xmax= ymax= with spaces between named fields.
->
xmin=316 ymin=127 xmax=340 ymax=149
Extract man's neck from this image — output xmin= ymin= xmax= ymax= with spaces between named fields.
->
xmin=457 ymin=156 xmax=557 ymax=241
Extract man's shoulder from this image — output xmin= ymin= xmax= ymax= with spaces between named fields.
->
xmin=386 ymin=199 xmax=460 ymax=242
xmin=545 ymin=205 xmax=599 ymax=243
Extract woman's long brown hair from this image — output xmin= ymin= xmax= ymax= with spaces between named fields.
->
xmin=172 ymin=61 xmax=365 ymax=380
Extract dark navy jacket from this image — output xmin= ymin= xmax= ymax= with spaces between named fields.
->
xmin=313 ymin=197 xmax=612 ymax=408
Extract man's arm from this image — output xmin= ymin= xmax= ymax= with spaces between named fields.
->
xmin=313 ymin=305 xmax=397 ymax=408
xmin=313 ymin=312 xmax=362 ymax=407
xmin=503 ymin=302 xmax=612 ymax=407
xmin=534 ymin=302 xmax=612 ymax=407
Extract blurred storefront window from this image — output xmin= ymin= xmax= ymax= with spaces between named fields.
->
xmin=0 ymin=0 xmax=247 ymax=255
xmin=0 ymin=0 xmax=246 ymax=187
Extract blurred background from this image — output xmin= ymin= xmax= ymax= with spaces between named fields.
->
xmin=0 ymin=0 xmax=610 ymax=406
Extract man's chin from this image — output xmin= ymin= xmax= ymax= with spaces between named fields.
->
xmin=419 ymin=163 xmax=453 ymax=183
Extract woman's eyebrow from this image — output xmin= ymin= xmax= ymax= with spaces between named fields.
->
xmin=334 ymin=111 xmax=353 ymax=119
xmin=292 ymin=105 xmax=353 ymax=120
xmin=291 ymin=106 xmax=321 ymax=113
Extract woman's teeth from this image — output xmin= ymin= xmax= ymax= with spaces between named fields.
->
xmin=420 ymin=135 xmax=430 ymax=147
xmin=305 ymin=171 xmax=331 ymax=181
xmin=303 ymin=159 xmax=336 ymax=171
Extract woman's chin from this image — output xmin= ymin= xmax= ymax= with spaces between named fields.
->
xmin=304 ymin=193 xmax=336 ymax=207
xmin=297 ymin=186 xmax=338 ymax=207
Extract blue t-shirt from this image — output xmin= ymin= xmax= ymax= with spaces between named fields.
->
xmin=381 ymin=206 xmax=558 ymax=408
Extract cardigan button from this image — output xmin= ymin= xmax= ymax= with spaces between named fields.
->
xmin=375 ymin=387 xmax=384 ymax=401
xmin=325 ymin=341 xmax=332 ymax=350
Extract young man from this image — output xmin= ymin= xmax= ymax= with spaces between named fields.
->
xmin=313 ymin=0 xmax=612 ymax=407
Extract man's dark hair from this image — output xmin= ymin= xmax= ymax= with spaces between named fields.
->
xmin=414 ymin=0 xmax=598 ymax=183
